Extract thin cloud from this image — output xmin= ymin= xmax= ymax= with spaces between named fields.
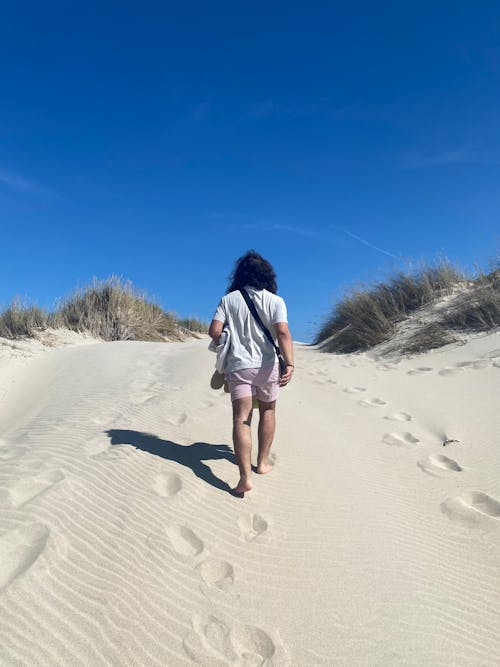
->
xmin=0 ymin=169 xmax=57 ymax=198
xmin=403 ymin=142 xmax=500 ymax=169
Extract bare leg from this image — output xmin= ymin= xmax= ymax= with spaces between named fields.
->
xmin=232 ymin=397 xmax=253 ymax=494
xmin=257 ymin=400 xmax=276 ymax=474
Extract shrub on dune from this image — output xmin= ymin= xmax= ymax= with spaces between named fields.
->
xmin=52 ymin=277 xmax=183 ymax=341
xmin=0 ymin=277 xmax=208 ymax=342
xmin=177 ymin=317 xmax=208 ymax=334
xmin=316 ymin=261 xmax=465 ymax=353
xmin=0 ymin=300 xmax=48 ymax=339
xmin=442 ymin=268 xmax=500 ymax=332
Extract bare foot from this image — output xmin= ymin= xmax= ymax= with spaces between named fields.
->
xmin=256 ymin=462 xmax=273 ymax=475
xmin=232 ymin=477 xmax=253 ymax=495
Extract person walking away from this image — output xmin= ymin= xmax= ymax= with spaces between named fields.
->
xmin=208 ymin=250 xmax=294 ymax=495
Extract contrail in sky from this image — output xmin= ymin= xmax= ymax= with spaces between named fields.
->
xmin=338 ymin=228 xmax=400 ymax=260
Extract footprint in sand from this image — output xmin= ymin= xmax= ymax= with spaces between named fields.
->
xmin=438 ymin=367 xmax=464 ymax=376
xmin=407 ymin=367 xmax=433 ymax=376
xmin=167 ymin=412 xmax=188 ymax=426
xmin=382 ymin=432 xmax=420 ymax=447
xmin=417 ymin=454 xmax=462 ymax=476
xmin=85 ymin=436 xmax=111 ymax=457
xmin=343 ymin=386 xmax=366 ymax=394
xmin=0 ymin=523 xmax=50 ymax=592
xmin=358 ymin=398 xmax=387 ymax=408
xmin=152 ymin=472 xmax=182 ymax=498
xmin=384 ymin=411 xmax=412 ymax=422
xmin=183 ymin=614 xmax=287 ymax=666
xmin=237 ymin=514 xmax=268 ymax=542
xmin=165 ymin=525 xmax=204 ymax=557
xmin=197 ymin=559 xmax=234 ymax=590
xmin=486 ymin=348 xmax=500 ymax=360
xmin=1 ymin=470 xmax=65 ymax=509
xmin=0 ymin=439 xmax=27 ymax=462
xmin=132 ymin=393 xmax=157 ymax=405
xmin=461 ymin=360 xmax=491 ymax=369
xmin=377 ymin=363 xmax=396 ymax=371
xmin=441 ymin=492 xmax=500 ymax=528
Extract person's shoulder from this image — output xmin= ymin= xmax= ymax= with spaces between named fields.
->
xmin=221 ymin=290 xmax=243 ymax=306
xmin=225 ymin=289 xmax=242 ymax=300
xmin=263 ymin=289 xmax=285 ymax=303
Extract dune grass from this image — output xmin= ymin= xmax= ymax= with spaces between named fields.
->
xmin=177 ymin=317 xmax=209 ymax=334
xmin=315 ymin=260 xmax=500 ymax=354
xmin=0 ymin=300 xmax=48 ymax=339
xmin=0 ymin=277 xmax=208 ymax=342
xmin=442 ymin=268 xmax=500 ymax=332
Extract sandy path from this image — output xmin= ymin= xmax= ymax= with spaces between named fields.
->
xmin=0 ymin=335 xmax=499 ymax=665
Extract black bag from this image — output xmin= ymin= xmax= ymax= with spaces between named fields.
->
xmin=239 ymin=288 xmax=287 ymax=377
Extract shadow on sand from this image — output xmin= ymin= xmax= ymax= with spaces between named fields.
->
xmin=106 ymin=429 xmax=236 ymax=494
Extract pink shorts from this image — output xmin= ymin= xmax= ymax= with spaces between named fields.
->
xmin=226 ymin=362 xmax=280 ymax=402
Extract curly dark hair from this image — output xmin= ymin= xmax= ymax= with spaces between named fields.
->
xmin=227 ymin=250 xmax=278 ymax=294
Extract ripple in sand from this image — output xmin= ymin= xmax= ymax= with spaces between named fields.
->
xmin=0 ymin=523 xmax=50 ymax=592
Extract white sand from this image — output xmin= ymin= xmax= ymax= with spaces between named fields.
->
xmin=0 ymin=330 xmax=499 ymax=665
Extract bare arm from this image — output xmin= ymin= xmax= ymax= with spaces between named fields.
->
xmin=208 ymin=319 xmax=223 ymax=345
xmin=274 ymin=321 xmax=294 ymax=386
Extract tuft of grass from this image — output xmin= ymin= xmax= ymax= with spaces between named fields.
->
xmin=177 ymin=317 xmax=208 ymax=334
xmin=315 ymin=261 xmax=465 ymax=353
xmin=0 ymin=300 xmax=48 ymax=339
xmin=0 ymin=277 xmax=209 ymax=342
xmin=442 ymin=268 xmax=500 ymax=332
xmin=400 ymin=323 xmax=458 ymax=355
xmin=52 ymin=277 xmax=183 ymax=342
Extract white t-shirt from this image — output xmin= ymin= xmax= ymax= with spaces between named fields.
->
xmin=212 ymin=286 xmax=288 ymax=373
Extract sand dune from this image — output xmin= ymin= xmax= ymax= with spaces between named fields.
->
xmin=0 ymin=331 xmax=499 ymax=665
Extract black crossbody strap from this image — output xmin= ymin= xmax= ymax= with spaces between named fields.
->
xmin=239 ymin=288 xmax=281 ymax=357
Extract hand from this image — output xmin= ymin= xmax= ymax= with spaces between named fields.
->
xmin=279 ymin=365 xmax=294 ymax=387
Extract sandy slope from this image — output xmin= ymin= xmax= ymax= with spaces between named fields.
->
xmin=0 ymin=332 xmax=499 ymax=666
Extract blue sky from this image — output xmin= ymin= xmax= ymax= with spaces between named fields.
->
xmin=1 ymin=1 xmax=499 ymax=341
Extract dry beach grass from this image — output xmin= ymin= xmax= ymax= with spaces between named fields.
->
xmin=315 ymin=260 xmax=500 ymax=355
xmin=0 ymin=277 xmax=207 ymax=342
